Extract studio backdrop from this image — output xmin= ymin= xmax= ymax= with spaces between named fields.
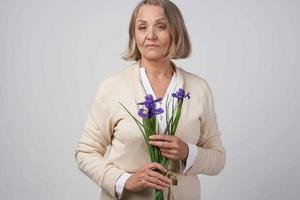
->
xmin=0 ymin=0 xmax=299 ymax=199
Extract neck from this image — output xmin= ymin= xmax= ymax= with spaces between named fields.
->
xmin=140 ymin=58 xmax=174 ymax=79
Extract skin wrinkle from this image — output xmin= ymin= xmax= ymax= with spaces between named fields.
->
xmin=135 ymin=5 xmax=171 ymax=63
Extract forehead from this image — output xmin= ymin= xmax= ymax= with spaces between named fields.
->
xmin=135 ymin=4 xmax=167 ymax=22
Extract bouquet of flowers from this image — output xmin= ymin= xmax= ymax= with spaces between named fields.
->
xmin=119 ymin=88 xmax=190 ymax=200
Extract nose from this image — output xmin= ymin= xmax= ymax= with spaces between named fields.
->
xmin=146 ymin=27 xmax=157 ymax=40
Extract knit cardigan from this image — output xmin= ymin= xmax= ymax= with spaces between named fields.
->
xmin=75 ymin=61 xmax=226 ymax=200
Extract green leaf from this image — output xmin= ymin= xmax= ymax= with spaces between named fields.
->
xmin=171 ymin=101 xmax=183 ymax=135
xmin=119 ymin=102 xmax=144 ymax=127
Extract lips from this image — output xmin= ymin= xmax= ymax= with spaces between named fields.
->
xmin=145 ymin=44 xmax=159 ymax=47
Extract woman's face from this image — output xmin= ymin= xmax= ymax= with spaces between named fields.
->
xmin=134 ymin=5 xmax=171 ymax=61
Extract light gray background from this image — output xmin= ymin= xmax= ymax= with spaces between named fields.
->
xmin=1 ymin=0 xmax=299 ymax=199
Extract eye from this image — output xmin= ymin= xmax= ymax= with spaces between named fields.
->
xmin=137 ymin=26 xmax=147 ymax=31
xmin=156 ymin=24 xmax=167 ymax=30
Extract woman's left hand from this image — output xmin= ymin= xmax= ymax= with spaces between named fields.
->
xmin=149 ymin=135 xmax=189 ymax=161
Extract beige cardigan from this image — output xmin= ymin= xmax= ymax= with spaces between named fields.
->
xmin=75 ymin=62 xmax=226 ymax=200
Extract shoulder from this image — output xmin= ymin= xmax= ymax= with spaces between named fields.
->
xmin=97 ymin=62 xmax=136 ymax=89
xmin=177 ymin=67 xmax=216 ymax=109
xmin=92 ymin=63 xmax=137 ymax=103
xmin=178 ymin=67 xmax=211 ymax=92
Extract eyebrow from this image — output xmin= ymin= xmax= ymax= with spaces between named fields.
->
xmin=136 ymin=18 xmax=168 ymax=23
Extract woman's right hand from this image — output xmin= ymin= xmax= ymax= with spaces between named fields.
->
xmin=124 ymin=162 xmax=171 ymax=192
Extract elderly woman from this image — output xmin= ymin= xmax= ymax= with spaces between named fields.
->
xmin=75 ymin=0 xmax=226 ymax=199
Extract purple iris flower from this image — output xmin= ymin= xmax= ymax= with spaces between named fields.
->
xmin=138 ymin=95 xmax=164 ymax=119
xmin=172 ymin=88 xmax=190 ymax=100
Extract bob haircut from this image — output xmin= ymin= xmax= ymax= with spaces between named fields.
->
xmin=122 ymin=0 xmax=191 ymax=61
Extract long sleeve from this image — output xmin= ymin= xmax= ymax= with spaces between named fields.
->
xmin=74 ymin=80 xmax=125 ymax=198
xmin=182 ymin=143 xmax=198 ymax=174
xmin=186 ymin=81 xmax=226 ymax=176
xmin=115 ymin=173 xmax=132 ymax=199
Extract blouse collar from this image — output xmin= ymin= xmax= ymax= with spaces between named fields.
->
xmin=131 ymin=60 xmax=185 ymax=103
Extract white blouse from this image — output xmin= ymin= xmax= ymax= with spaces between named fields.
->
xmin=115 ymin=67 xmax=198 ymax=199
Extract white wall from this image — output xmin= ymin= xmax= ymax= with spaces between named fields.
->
xmin=0 ymin=0 xmax=299 ymax=199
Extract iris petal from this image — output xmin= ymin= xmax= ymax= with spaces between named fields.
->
xmin=138 ymin=108 xmax=149 ymax=118
xmin=171 ymin=88 xmax=191 ymax=100
xmin=137 ymin=95 xmax=164 ymax=119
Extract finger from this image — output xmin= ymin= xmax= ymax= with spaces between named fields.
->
xmin=149 ymin=134 xmax=175 ymax=142
xmin=147 ymin=162 xmax=167 ymax=173
xmin=145 ymin=174 xmax=170 ymax=188
xmin=145 ymin=180 xmax=168 ymax=191
xmin=160 ymin=148 xmax=176 ymax=155
xmin=161 ymin=152 xmax=176 ymax=160
xmin=147 ymin=170 xmax=171 ymax=185
xmin=149 ymin=140 xmax=173 ymax=149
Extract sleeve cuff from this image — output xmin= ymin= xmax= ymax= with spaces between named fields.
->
xmin=115 ymin=172 xmax=132 ymax=199
xmin=101 ymin=167 xmax=126 ymax=198
xmin=183 ymin=143 xmax=198 ymax=174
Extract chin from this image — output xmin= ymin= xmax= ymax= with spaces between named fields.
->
xmin=142 ymin=52 xmax=167 ymax=61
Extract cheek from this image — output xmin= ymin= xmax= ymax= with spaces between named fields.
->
xmin=135 ymin=38 xmax=144 ymax=52
xmin=134 ymin=32 xmax=145 ymax=45
xmin=160 ymin=33 xmax=171 ymax=46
